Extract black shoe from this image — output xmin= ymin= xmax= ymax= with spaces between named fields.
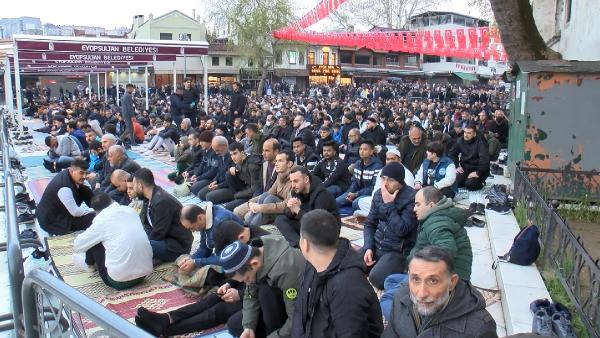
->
xmin=17 ymin=199 xmax=36 ymax=210
xmin=43 ymin=159 xmax=57 ymax=173
xmin=15 ymin=192 xmax=32 ymax=202
xmin=19 ymin=229 xmax=39 ymax=240
xmin=467 ymin=203 xmax=485 ymax=216
xmin=17 ymin=211 xmax=36 ymax=224
xmin=490 ymin=164 xmax=504 ymax=176
xmin=551 ymin=302 xmax=576 ymax=338
xmin=135 ymin=307 xmax=169 ymax=336
xmin=486 ymin=203 xmax=511 ymax=214
xmin=466 ymin=216 xmax=486 ymax=228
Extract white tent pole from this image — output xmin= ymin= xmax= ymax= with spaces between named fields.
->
xmin=97 ymin=73 xmax=100 ymax=99
xmin=172 ymin=62 xmax=176 ymax=91
xmin=128 ymin=68 xmax=131 ymax=83
xmin=88 ymin=73 xmax=92 ymax=100
xmin=116 ymin=69 xmax=120 ymax=106
xmin=104 ymin=72 xmax=108 ymax=102
xmin=145 ymin=66 xmax=149 ymax=111
xmin=203 ymin=55 xmax=208 ymax=114
xmin=12 ymin=39 xmax=23 ymax=132
xmin=4 ymin=57 xmax=15 ymax=117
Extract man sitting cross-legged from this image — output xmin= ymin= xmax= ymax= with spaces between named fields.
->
xmin=132 ymin=168 xmax=193 ymax=263
xmin=73 ymin=192 xmax=153 ymax=290
xmin=135 ymin=221 xmax=269 ymax=337
xmin=274 ymin=165 xmax=339 ymax=247
xmin=233 ymin=151 xmax=294 ymax=227
xmin=176 ymin=203 xmax=244 ymax=274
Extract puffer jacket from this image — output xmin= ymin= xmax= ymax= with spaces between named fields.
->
xmin=348 ymin=156 xmax=383 ymax=197
xmin=409 ymin=197 xmax=472 ymax=280
xmin=363 ymin=185 xmax=418 ymax=255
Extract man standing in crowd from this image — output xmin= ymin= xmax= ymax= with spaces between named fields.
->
xmin=121 ymin=83 xmax=137 ymax=148
xmin=36 ymin=158 xmax=95 ymax=235
xmin=383 ymin=246 xmax=496 ymax=338
xmin=73 ymin=192 xmax=153 ymax=290
xmin=230 ymin=82 xmax=247 ymax=120
xmin=363 ymin=162 xmax=418 ymax=289
xmin=275 ymin=166 xmax=339 ymax=247
xmin=293 ymin=210 xmax=383 ymax=337
xmin=449 ymin=122 xmax=490 ymax=191
xmin=182 ymin=78 xmax=200 ymax=126
xmin=132 ymin=168 xmax=193 ymax=263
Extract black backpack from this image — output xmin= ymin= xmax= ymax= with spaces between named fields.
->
xmin=493 ymin=225 xmax=541 ymax=268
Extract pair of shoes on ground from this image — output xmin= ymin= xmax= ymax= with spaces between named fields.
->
xmin=530 ymin=299 xmax=577 ymax=338
xmin=485 ymin=203 xmax=512 ymax=214
xmin=17 ymin=208 xmax=36 ymax=224
xmin=467 ymin=202 xmax=485 ymax=216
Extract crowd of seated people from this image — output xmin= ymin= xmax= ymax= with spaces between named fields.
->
xmin=27 ymin=78 xmax=511 ymax=337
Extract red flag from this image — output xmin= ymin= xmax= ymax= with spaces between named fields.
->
xmin=444 ymin=30 xmax=455 ymax=49
xmin=456 ymin=29 xmax=466 ymax=49
xmin=479 ymin=27 xmax=490 ymax=49
xmin=424 ymin=31 xmax=433 ymax=52
xmin=414 ymin=31 xmax=423 ymax=53
xmin=434 ymin=30 xmax=444 ymax=49
xmin=467 ymin=28 xmax=478 ymax=49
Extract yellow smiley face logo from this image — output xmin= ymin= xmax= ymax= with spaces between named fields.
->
xmin=285 ymin=288 xmax=297 ymax=300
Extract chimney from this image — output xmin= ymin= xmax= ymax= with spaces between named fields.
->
xmin=133 ymin=15 xmax=144 ymax=27
xmin=192 ymin=9 xmax=196 ymax=20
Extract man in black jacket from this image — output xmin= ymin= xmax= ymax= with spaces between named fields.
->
xmin=312 ymin=140 xmax=351 ymax=198
xmin=292 ymin=137 xmax=320 ymax=171
xmin=120 ymin=83 xmax=137 ymax=146
xmin=219 ymin=142 xmax=262 ymax=210
xmin=170 ymin=86 xmax=185 ymax=126
xmin=197 ymin=136 xmax=235 ymax=201
xmin=274 ymin=166 xmax=339 ymax=247
xmin=361 ymin=116 xmax=386 ymax=145
xmin=132 ymin=168 xmax=193 ymax=262
xmin=230 ymin=82 xmax=246 ymax=118
xmin=36 ymin=158 xmax=95 ymax=235
xmin=293 ymin=210 xmax=383 ymax=338
xmin=448 ymin=122 xmax=490 ymax=191
xmin=182 ymin=78 xmax=200 ymax=127
xmin=101 ymin=145 xmax=141 ymax=193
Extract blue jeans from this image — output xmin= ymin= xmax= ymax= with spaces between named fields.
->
xmin=326 ymin=185 xmax=344 ymax=198
xmin=149 ymin=240 xmax=180 ymax=262
xmin=380 ymin=273 xmax=408 ymax=321
xmin=335 ymin=191 xmax=362 ymax=210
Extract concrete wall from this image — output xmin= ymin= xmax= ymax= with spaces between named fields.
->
xmin=533 ymin=0 xmax=600 ymax=61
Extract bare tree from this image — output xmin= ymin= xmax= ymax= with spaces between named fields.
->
xmin=331 ymin=0 xmax=443 ymax=29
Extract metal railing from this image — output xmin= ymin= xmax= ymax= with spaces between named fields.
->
xmin=1 ymin=108 xmax=27 ymax=336
xmin=520 ymin=167 xmax=600 ymax=202
xmin=22 ymin=269 xmax=153 ymax=338
xmin=514 ymin=168 xmax=600 ymax=338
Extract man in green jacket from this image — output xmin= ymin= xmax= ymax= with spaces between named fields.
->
xmin=410 ymin=186 xmax=473 ymax=280
xmin=221 ymin=236 xmax=304 ymax=338
xmin=379 ymin=186 xmax=473 ymax=320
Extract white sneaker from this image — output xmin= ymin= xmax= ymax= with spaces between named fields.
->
xmin=72 ymin=253 xmax=96 ymax=273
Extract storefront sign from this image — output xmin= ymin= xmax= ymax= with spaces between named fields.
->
xmin=16 ymin=41 xmax=208 ymax=55
xmin=18 ymin=51 xmax=176 ymax=62
xmin=309 ymin=65 xmax=341 ymax=76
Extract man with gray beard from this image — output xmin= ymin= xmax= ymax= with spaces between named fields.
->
xmin=383 ymin=246 xmax=497 ymax=338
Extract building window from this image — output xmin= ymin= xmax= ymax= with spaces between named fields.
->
xmin=340 ymin=51 xmax=353 ymax=64
xmin=406 ymin=54 xmax=419 ymax=66
xmin=159 ymin=33 xmax=172 ymax=40
xmin=423 ymin=55 xmax=440 ymax=63
xmin=275 ymin=50 xmax=283 ymax=65
xmin=385 ymin=54 xmax=400 ymax=66
xmin=332 ymin=53 xmax=337 ymax=65
xmin=373 ymin=55 xmax=381 ymax=66
xmin=178 ymin=33 xmax=192 ymax=41
xmin=225 ymin=56 xmax=233 ymax=66
xmin=322 ymin=52 xmax=329 ymax=65
xmin=355 ymin=54 xmax=371 ymax=65
xmin=452 ymin=16 xmax=466 ymax=26
xmin=299 ymin=51 xmax=305 ymax=65
xmin=288 ymin=50 xmax=298 ymax=64
xmin=308 ymin=51 xmax=315 ymax=65
xmin=212 ymin=57 xmax=220 ymax=66
xmin=447 ymin=57 xmax=475 ymax=64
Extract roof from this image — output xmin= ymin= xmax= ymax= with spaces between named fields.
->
xmin=409 ymin=11 xmax=488 ymax=24
xmin=512 ymin=60 xmax=600 ymax=74
xmin=137 ymin=10 xmax=199 ymax=30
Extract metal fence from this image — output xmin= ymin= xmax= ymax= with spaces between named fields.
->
xmin=0 ymin=110 xmax=152 ymax=338
xmin=520 ymin=167 xmax=600 ymax=202
xmin=514 ymin=168 xmax=600 ymax=338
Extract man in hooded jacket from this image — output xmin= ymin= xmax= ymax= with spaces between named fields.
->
xmin=292 ymin=210 xmax=383 ymax=338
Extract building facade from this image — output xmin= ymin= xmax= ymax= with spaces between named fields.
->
xmin=532 ymin=0 xmax=600 ymax=61
xmin=0 ymin=17 xmax=42 ymax=39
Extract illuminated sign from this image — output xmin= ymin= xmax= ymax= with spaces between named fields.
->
xmin=309 ymin=65 xmax=341 ymax=76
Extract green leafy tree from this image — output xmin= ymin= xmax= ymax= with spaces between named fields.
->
xmin=204 ymin=0 xmax=294 ymax=94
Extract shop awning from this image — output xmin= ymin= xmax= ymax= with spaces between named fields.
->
xmin=454 ymin=72 xmax=478 ymax=82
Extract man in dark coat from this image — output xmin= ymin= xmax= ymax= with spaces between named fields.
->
xmin=312 ymin=140 xmax=351 ymax=198
xmin=230 ymin=82 xmax=246 ymax=118
xmin=170 ymin=86 xmax=186 ymax=126
xmin=292 ymin=210 xmax=383 ymax=338
xmin=275 ymin=166 xmax=339 ymax=247
xmin=182 ymin=78 xmax=200 ymax=127
xmin=132 ymin=168 xmax=193 ymax=262
xmin=361 ymin=117 xmax=386 ymax=145
xmin=448 ymin=122 xmax=490 ymax=191
xmin=383 ymin=246 xmax=497 ymax=338
xmin=398 ymin=126 xmax=427 ymax=174
xmin=120 ymin=83 xmax=137 ymax=146
xmin=36 ymin=158 xmax=95 ymax=235
xmin=363 ymin=162 xmax=418 ymax=289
